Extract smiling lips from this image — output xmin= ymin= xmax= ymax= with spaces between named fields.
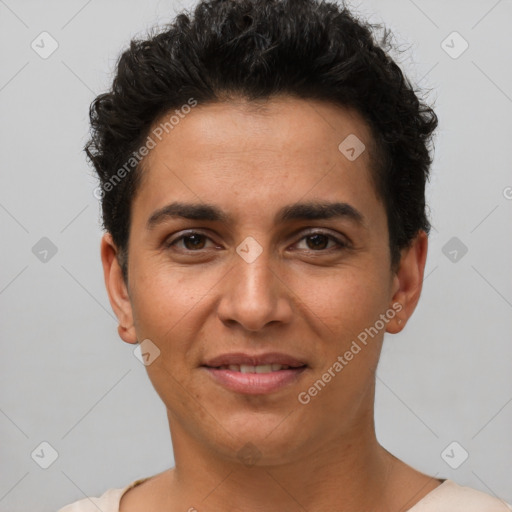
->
xmin=215 ymin=363 xmax=296 ymax=372
xmin=202 ymin=352 xmax=308 ymax=394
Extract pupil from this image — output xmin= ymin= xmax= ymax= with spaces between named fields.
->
xmin=308 ymin=234 xmax=328 ymax=250
xmin=185 ymin=234 xmax=205 ymax=250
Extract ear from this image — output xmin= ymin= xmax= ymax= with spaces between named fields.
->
xmin=100 ymin=232 xmax=138 ymax=344
xmin=386 ymin=230 xmax=428 ymax=334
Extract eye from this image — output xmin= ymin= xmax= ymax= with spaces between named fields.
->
xmin=294 ymin=231 xmax=348 ymax=252
xmin=165 ymin=231 xmax=216 ymax=251
xmin=164 ymin=230 xmax=349 ymax=253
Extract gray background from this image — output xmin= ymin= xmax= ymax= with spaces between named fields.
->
xmin=1 ymin=0 xmax=511 ymax=510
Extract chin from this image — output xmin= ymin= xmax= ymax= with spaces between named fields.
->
xmin=206 ymin=410 xmax=315 ymax=465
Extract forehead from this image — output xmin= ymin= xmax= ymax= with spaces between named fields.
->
xmin=132 ymin=96 xmax=382 ymax=228
xmin=146 ymin=96 xmax=373 ymax=159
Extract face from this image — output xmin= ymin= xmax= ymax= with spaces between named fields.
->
xmin=102 ymin=96 xmax=427 ymax=466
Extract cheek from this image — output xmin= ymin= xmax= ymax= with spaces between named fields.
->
xmin=130 ymin=261 xmax=212 ymax=335
xmin=291 ymin=266 xmax=387 ymax=336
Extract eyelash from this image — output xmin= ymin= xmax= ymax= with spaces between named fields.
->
xmin=164 ymin=230 xmax=349 ymax=253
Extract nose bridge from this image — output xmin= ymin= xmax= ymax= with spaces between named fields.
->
xmin=218 ymin=243 xmax=291 ymax=331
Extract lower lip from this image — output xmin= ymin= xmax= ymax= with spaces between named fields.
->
xmin=202 ymin=367 xmax=307 ymax=394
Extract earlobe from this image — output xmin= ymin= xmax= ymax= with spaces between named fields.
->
xmin=100 ymin=232 xmax=138 ymax=344
xmin=386 ymin=230 xmax=428 ymax=334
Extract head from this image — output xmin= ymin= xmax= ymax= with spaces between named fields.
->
xmin=91 ymin=0 xmax=437 ymax=465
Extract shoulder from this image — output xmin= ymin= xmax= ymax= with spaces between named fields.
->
xmin=56 ymin=488 xmax=124 ymax=512
xmin=410 ymin=479 xmax=512 ymax=512
xmin=57 ymin=478 xmax=150 ymax=512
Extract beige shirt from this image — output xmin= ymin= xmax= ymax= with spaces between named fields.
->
xmin=57 ymin=478 xmax=512 ymax=511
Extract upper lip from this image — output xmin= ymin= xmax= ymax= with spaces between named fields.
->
xmin=202 ymin=352 xmax=307 ymax=368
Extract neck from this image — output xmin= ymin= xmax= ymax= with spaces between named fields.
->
xmin=166 ymin=409 xmax=397 ymax=511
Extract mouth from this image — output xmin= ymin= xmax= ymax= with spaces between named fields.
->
xmin=201 ymin=352 xmax=308 ymax=394
xmin=207 ymin=363 xmax=305 ymax=373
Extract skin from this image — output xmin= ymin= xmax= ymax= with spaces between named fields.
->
xmin=101 ymin=96 xmax=440 ymax=511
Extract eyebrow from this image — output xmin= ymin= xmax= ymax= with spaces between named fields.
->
xmin=146 ymin=200 xmax=366 ymax=230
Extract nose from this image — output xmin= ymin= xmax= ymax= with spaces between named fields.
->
xmin=216 ymin=247 xmax=293 ymax=332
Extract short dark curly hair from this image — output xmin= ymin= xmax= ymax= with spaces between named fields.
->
xmin=85 ymin=0 xmax=438 ymax=283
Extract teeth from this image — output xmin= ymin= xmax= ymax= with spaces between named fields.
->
xmin=255 ymin=364 xmax=272 ymax=373
xmin=219 ymin=364 xmax=292 ymax=373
